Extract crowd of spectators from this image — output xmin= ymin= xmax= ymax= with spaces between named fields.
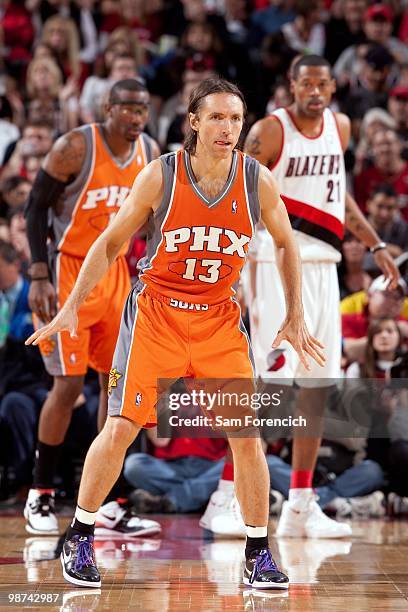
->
xmin=0 ymin=0 xmax=407 ymax=518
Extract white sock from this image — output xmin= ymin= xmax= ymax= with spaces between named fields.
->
xmin=288 ymin=488 xmax=313 ymax=509
xmin=218 ymin=479 xmax=234 ymax=493
xmin=74 ymin=505 xmax=97 ymax=526
xmin=246 ymin=525 xmax=268 ymax=538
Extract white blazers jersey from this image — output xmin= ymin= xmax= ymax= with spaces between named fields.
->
xmin=257 ymin=107 xmax=346 ymax=263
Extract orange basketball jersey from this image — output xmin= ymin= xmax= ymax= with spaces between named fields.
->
xmin=139 ymin=149 xmax=261 ymax=304
xmin=52 ymin=124 xmax=154 ymax=258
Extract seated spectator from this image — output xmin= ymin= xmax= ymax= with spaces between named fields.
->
xmin=334 ymin=3 xmax=408 ymax=87
xmin=354 ymin=107 xmax=396 ymax=176
xmin=124 ymin=428 xmax=227 ymax=513
xmin=345 ymin=318 xmax=408 ymax=514
xmin=324 ymin=0 xmax=366 ymax=66
xmin=9 ymin=208 xmax=30 ymax=276
xmin=354 ymin=129 xmax=408 ymax=217
xmin=346 ymin=316 xmax=402 ymax=377
xmin=0 ymin=0 xmax=34 ymax=82
xmin=342 ymin=44 xmax=398 ymax=122
xmin=341 ymin=275 xmax=408 ymax=363
xmin=0 ymin=385 xmax=98 ymax=501
xmin=338 ymin=233 xmax=371 ymax=301
xmin=0 ymin=239 xmax=32 ymax=352
xmin=364 ymin=184 xmax=408 ymax=267
xmin=0 ymin=96 xmax=20 ymax=166
xmin=281 ymin=0 xmax=325 ymax=56
xmin=265 ymin=80 xmax=292 ymax=115
xmin=0 ymin=176 xmax=31 ymax=218
xmin=25 ymin=57 xmax=79 ymax=133
xmin=1 ymin=120 xmax=54 ymax=183
xmin=248 ymin=0 xmax=296 ymax=48
xmin=80 ymin=53 xmax=140 ymax=123
xmin=266 ymin=443 xmax=385 ymax=518
xmin=387 ymin=86 xmax=408 ymax=154
xmin=40 ymin=15 xmax=81 ymax=82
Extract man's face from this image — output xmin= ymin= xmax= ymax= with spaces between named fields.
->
xmin=290 ymin=66 xmax=335 ymax=118
xmin=107 ymin=88 xmax=150 ymax=142
xmin=388 ymin=95 xmax=408 ymax=127
xmin=344 ymin=0 xmax=367 ymax=22
xmin=110 ymin=58 xmax=138 ymax=81
xmin=3 ymin=181 xmax=31 ymax=208
xmin=190 ymin=92 xmax=244 ymax=159
xmin=364 ymin=17 xmax=392 ymax=44
xmin=364 ymin=63 xmax=389 ymax=92
xmin=0 ymin=257 xmax=19 ymax=291
xmin=22 ymin=127 xmax=53 ymax=156
xmin=367 ymin=192 xmax=398 ymax=227
xmin=369 ymin=289 xmax=404 ymax=318
xmin=372 ymin=130 xmax=401 ymax=169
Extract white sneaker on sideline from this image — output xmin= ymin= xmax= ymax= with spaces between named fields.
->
xmin=388 ymin=492 xmax=408 ymax=516
xmin=200 ymin=491 xmax=246 ymax=538
xmin=95 ymin=501 xmax=161 ymax=538
xmin=24 ymin=489 xmax=59 ymax=535
xmin=349 ymin=491 xmax=386 ymax=518
xmin=276 ymin=497 xmax=352 ymax=538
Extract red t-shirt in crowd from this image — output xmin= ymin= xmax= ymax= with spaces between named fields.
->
xmin=153 ymin=438 xmax=227 ymax=462
xmin=354 ymin=163 xmax=408 ymax=218
xmin=342 ymin=308 xmax=408 ymax=339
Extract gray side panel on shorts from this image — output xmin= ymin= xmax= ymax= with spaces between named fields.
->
xmin=108 ymin=286 xmax=140 ymax=416
xmin=51 ymin=125 xmax=93 ymax=249
xmin=245 ymin=156 xmax=261 ymax=226
xmin=39 ymin=253 xmax=64 ymax=376
xmin=138 ymin=152 xmax=176 ymax=274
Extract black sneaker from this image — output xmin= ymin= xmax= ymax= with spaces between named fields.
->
xmin=243 ymin=549 xmax=289 ymax=589
xmin=61 ymin=534 xmax=101 ymax=588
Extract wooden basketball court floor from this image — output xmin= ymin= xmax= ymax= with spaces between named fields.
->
xmin=0 ymin=510 xmax=407 ymax=611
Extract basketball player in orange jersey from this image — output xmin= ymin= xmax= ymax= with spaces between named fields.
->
xmin=24 ymin=79 xmax=161 ymax=539
xmin=240 ymin=55 xmax=398 ymax=539
xmin=27 ymin=78 xmax=325 ymax=589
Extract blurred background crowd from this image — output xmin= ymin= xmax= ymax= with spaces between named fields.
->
xmin=0 ymin=0 xmax=408 ymax=521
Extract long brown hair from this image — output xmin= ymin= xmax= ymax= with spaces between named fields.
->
xmin=360 ymin=317 xmax=402 ymax=378
xmin=183 ymin=78 xmax=247 ymax=155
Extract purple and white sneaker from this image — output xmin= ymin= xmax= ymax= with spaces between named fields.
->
xmin=61 ymin=534 xmax=101 ymax=588
xmin=243 ymin=548 xmax=289 ymax=589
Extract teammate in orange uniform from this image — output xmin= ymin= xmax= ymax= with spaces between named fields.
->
xmin=242 ymin=55 xmax=399 ymax=538
xmin=24 ymin=79 xmax=161 ymax=539
xmin=27 ymin=78 xmax=324 ymax=590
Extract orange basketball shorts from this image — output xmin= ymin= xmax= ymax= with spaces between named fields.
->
xmin=107 ymin=286 xmax=256 ymax=427
xmin=37 ymin=252 xmax=130 ymax=376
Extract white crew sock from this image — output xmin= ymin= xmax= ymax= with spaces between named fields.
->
xmin=74 ymin=505 xmax=97 ymax=526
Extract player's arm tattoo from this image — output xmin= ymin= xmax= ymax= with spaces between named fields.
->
xmin=247 ymin=135 xmax=261 ymax=155
xmin=344 ymin=194 xmax=379 ymax=245
xmin=345 ymin=202 xmax=365 ymax=235
xmin=45 ymin=131 xmax=85 ymax=182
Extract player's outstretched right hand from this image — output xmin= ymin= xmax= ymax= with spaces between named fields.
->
xmin=25 ymin=305 xmax=78 ymax=346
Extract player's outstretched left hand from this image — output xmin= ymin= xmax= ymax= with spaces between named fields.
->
xmin=272 ymin=318 xmax=326 ymax=371
xmin=25 ymin=304 xmax=78 ymax=346
xmin=373 ymin=249 xmax=400 ymax=290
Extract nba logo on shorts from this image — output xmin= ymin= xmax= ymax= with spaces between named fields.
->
xmin=231 ymin=199 xmax=237 ymax=213
xmin=135 ymin=392 xmax=142 ymax=406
